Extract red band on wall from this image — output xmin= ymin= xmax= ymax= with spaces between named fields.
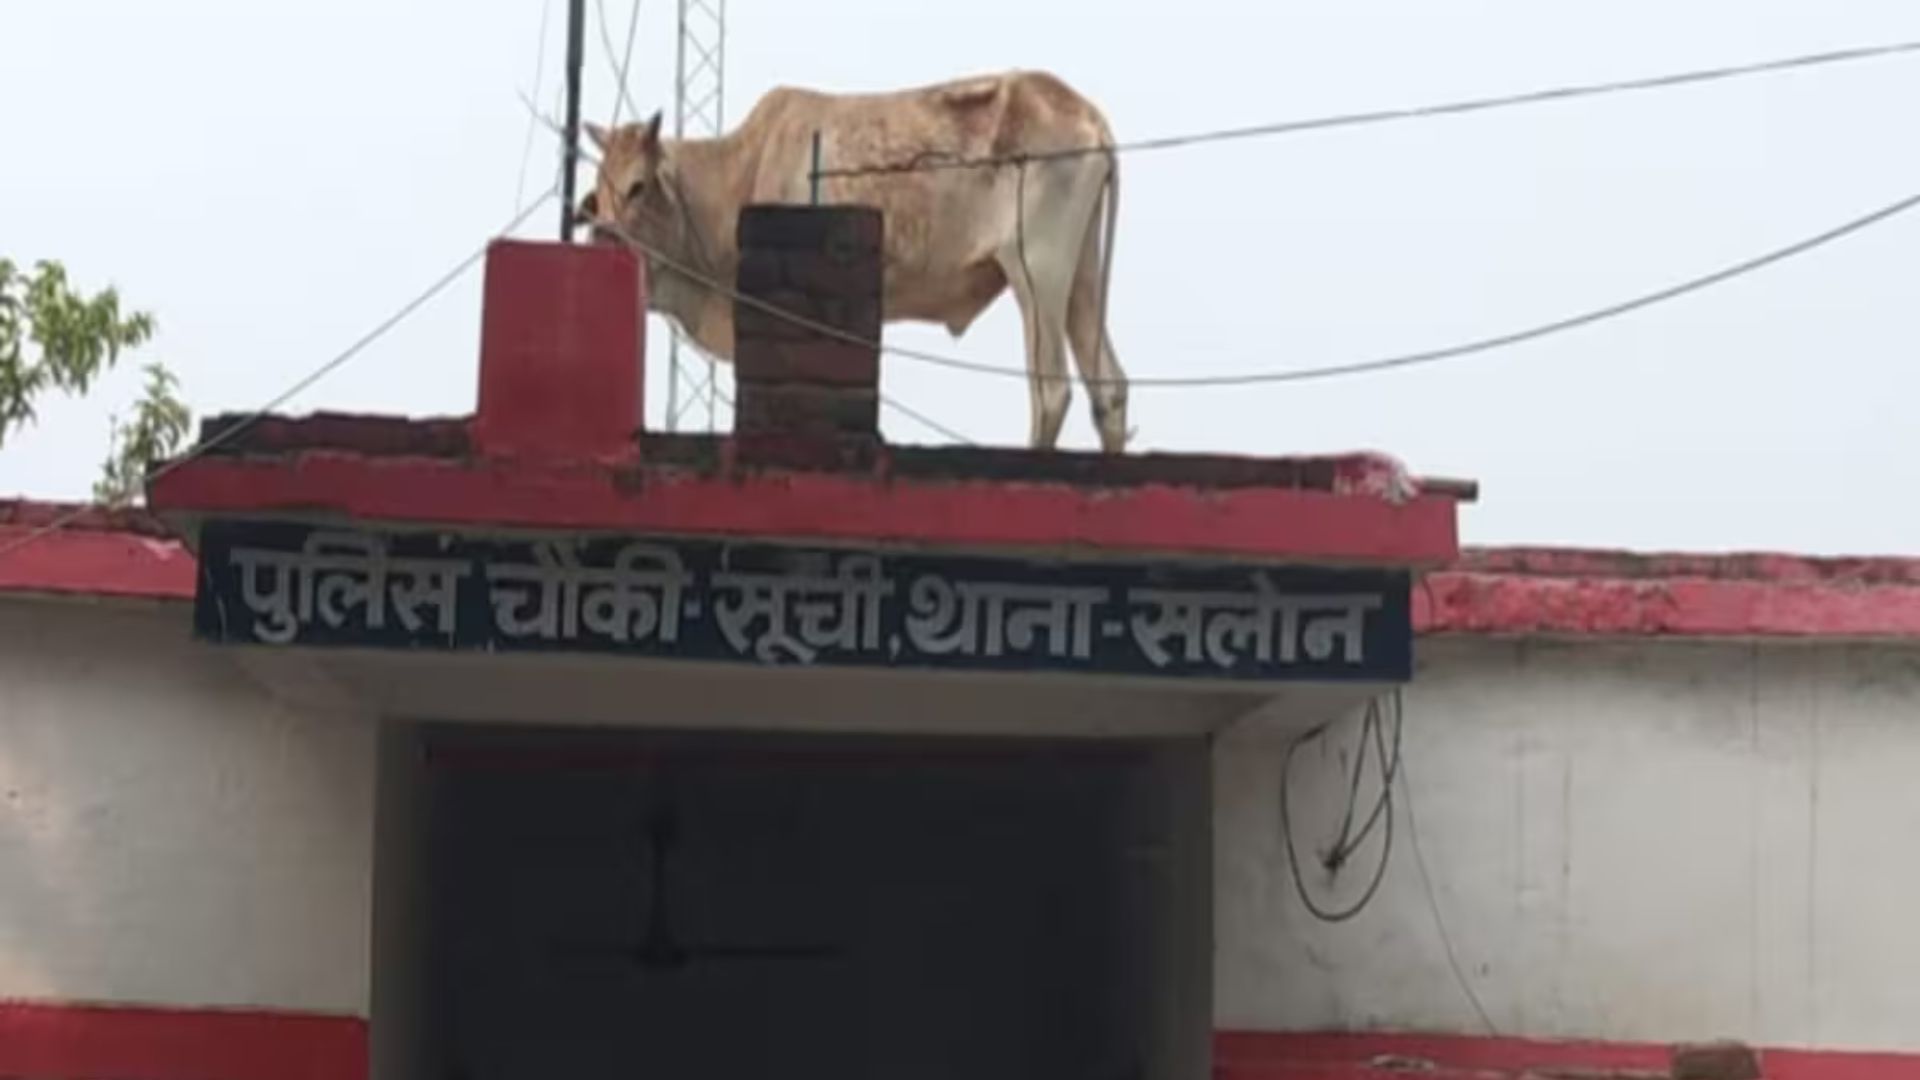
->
xmin=0 ymin=1000 xmax=365 ymax=1080
xmin=1214 ymin=1030 xmax=1920 ymax=1080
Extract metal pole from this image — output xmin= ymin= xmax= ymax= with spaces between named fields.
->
xmin=707 ymin=0 xmax=726 ymax=431
xmin=669 ymin=0 xmax=728 ymax=432
xmin=667 ymin=0 xmax=687 ymax=430
xmin=810 ymin=131 xmax=823 ymax=205
xmin=560 ymin=0 xmax=587 ymax=241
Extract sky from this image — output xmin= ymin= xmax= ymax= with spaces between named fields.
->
xmin=2 ymin=1 xmax=1917 ymax=554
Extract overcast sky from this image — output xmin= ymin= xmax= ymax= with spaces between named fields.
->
xmin=3 ymin=1 xmax=1917 ymax=554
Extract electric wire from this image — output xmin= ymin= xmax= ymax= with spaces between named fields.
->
xmin=1275 ymin=679 xmax=1499 ymax=1030
xmin=664 ymin=312 xmax=971 ymax=443
xmin=1326 ymin=695 xmax=1398 ymax=870
xmin=590 ymin=182 xmax=1920 ymax=388
xmin=880 ymin=393 xmax=972 ymax=443
xmin=1406 ymin=577 xmax=1499 ymax=1036
xmin=514 ymin=0 xmax=558 ymax=214
xmin=521 ymin=86 xmax=993 ymax=443
xmin=543 ymin=34 xmax=1920 ymax=387
xmin=594 ymin=0 xmax=644 ymax=124
xmin=0 ymin=189 xmax=559 ymax=567
xmin=1400 ymin=733 xmax=1502 ymax=1037
xmin=610 ymin=0 xmax=642 ymax=128
xmin=1278 ymin=694 xmax=1402 ymax=924
xmin=814 ymin=38 xmax=1920 ymax=179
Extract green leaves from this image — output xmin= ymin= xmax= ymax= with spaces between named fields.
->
xmin=95 ymin=363 xmax=192 ymax=507
xmin=0 ymin=258 xmax=189 ymax=504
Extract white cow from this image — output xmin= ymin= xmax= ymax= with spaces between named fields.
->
xmin=576 ymin=70 xmax=1131 ymax=453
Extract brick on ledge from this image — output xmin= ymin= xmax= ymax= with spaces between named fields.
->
xmin=735 ymin=288 xmax=881 ymax=344
xmin=736 ymin=248 xmax=882 ymax=300
xmin=736 ymin=205 xmax=884 ymax=254
xmin=734 ymin=384 xmax=878 ymax=438
xmin=1671 ymin=1042 xmax=1761 ymax=1080
xmin=731 ymin=432 xmax=880 ymax=471
xmin=735 ymin=339 xmax=880 ymax=388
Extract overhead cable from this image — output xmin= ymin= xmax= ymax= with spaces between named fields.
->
xmin=514 ymin=0 xmax=558 ymax=213
xmin=1399 ymin=718 xmax=1502 ymax=1036
xmin=594 ymin=0 xmax=643 ymax=123
xmin=0 ymin=189 xmax=559 ymax=567
xmin=663 ymin=319 xmax=973 ymax=444
xmin=1278 ymin=694 xmax=1403 ymax=924
xmin=610 ymin=0 xmax=643 ymax=128
xmin=571 ymin=45 xmax=978 ymax=446
xmin=592 ymin=183 xmax=1920 ymax=388
xmin=815 ymin=38 xmax=1920 ymax=179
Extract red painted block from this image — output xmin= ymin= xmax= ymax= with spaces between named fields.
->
xmin=471 ymin=239 xmax=645 ymax=462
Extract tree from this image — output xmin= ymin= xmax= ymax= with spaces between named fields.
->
xmin=0 ymin=258 xmax=190 ymax=506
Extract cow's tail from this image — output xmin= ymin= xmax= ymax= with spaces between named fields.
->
xmin=1094 ymin=140 xmax=1130 ymax=447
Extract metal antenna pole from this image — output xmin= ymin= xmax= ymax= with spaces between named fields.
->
xmin=560 ymin=0 xmax=587 ymax=241
xmin=666 ymin=0 xmax=727 ymax=431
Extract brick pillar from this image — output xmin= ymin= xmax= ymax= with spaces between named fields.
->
xmin=471 ymin=240 xmax=645 ymax=462
xmin=732 ymin=205 xmax=883 ymax=464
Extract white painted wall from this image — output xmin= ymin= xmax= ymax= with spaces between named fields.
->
xmin=0 ymin=597 xmax=378 ymax=1015
xmin=24 ymin=585 xmax=1917 ymax=1058
xmin=1215 ymin=637 xmax=1920 ymax=1054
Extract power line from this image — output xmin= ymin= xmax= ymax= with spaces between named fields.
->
xmin=664 ymin=316 xmax=973 ymax=444
xmin=1278 ymin=695 xmax=1402 ymax=924
xmin=0 ymin=190 xmax=559 ymax=568
xmin=594 ymin=182 xmax=1920 ymax=388
xmin=520 ymin=90 xmax=604 ymax=169
xmin=611 ymin=0 xmax=643 ymax=128
xmin=1402 ymin=763 xmax=1500 ymax=1037
xmin=815 ymin=38 xmax=1920 ymax=180
xmin=514 ymin=0 xmax=557 ymax=214
xmin=595 ymin=0 xmax=643 ymax=124
xmin=551 ymin=42 xmax=973 ymax=446
xmin=881 ymin=394 xmax=972 ymax=444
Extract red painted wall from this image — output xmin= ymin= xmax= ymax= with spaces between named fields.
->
xmin=3 ymin=1010 xmax=1913 ymax=1080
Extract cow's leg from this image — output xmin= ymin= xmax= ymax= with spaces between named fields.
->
xmin=1066 ymin=220 xmax=1130 ymax=454
xmin=998 ymin=177 xmax=1079 ymax=450
xmin=1005 ymin=277 xmax=1070 ymax=450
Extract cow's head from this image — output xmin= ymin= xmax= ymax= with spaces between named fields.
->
xmin=574 ymin=111 xmax=669 ymax=249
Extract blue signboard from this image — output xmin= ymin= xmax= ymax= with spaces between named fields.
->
xmin=192 ymin=520 xmax=1412 ymax=683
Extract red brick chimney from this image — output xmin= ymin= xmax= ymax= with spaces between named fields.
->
xmin=731 ymin=205 xmax=883 ymax=465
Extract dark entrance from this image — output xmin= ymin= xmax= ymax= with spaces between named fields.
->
xmin=374 ymin=724 xmax=1209 ymax=1080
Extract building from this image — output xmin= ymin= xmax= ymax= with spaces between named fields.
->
xmin=1 ymin=207 xmax=1916 ymax=1080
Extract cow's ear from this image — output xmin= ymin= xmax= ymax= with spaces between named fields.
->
xmin=574 ymin=191 xmax=599 ymax=225
xmin=642 ymin=110 xmax=663 ymax=148
xmin=585 ymin=122 xmax=610 ymax=150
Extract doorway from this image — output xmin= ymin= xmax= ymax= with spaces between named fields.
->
xmin=374 ymin=723 xmax=1210 ymax=1080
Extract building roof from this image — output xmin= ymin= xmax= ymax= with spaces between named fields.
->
xmin=0 ymin=500 xmax=194 ymax=602
xmin=144 ymin=240 xmax=1474 ymax=572
xmin=6 ymin=498 xmax=1917 ymax=642
xmin=9 ymin=240 xmax=1907 ymax=640
xmin=1423 ymin=546 xmax=1920 ymax=640
xmin=148 ymin=412 xmax=1472 ymax=569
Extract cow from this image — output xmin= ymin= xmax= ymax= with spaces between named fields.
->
xmin=574 ymin=71 xmax=1132 ymax=453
